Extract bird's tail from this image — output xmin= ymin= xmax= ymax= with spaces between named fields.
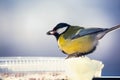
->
xmin=96 ymin=24 xmax=120 ymax=40
xmin=106 ymin=24 xmax=120 ymax=33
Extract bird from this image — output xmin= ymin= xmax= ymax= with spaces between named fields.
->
xmin=47 ymin=23 xmax=120 ymax=58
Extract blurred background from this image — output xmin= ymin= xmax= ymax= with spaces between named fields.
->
xmin=0 ymin=0 xmax=120 ymax=76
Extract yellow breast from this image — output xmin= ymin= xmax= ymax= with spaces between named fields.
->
xmin=58 ymin=35 xmax=94 ymax=54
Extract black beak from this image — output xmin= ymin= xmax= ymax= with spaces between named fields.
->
xmin=47 ymin=30 xmax=56 ymax=35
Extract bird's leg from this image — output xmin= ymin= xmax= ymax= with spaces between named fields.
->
xmin=81 ymin=55 xmax=85 ymax=58
xmin=66 ymin=54 xmax=75 ymax=59
xmin=66 ymin=53 xmax=82 ymax=59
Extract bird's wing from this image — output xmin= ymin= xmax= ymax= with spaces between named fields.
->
xmin=63 ymin=26 xmax=84 ymax=39
xmin=71 ymin=28 xmax=108 ymax=39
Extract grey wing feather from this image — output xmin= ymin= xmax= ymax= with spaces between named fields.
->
xmin=71 ymin=28 xmax=108 ymax=39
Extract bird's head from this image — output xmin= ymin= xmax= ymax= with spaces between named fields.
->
xmin=47 ymin=23 xmax=70 ymax=39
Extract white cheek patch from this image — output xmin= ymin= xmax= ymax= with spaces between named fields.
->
xmin=57 ymin=27 xmax=68 ymax=34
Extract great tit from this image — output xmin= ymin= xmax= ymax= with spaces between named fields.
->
xmin=47 ymin=23 xmax=120 ymax=58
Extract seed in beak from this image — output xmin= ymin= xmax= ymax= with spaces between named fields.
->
xmin=47 ymin=30 xmax=56 ymax=35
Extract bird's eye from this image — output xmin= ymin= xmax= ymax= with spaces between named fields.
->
xmin=56 ymin=27 xmax=68 ymax=34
